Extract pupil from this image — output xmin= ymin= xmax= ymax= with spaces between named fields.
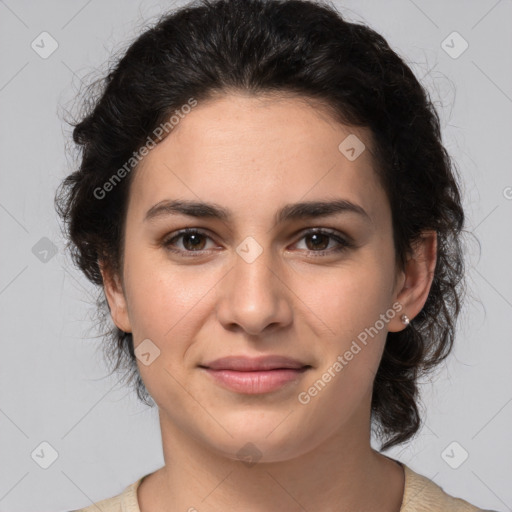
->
xmin=308 ymin=233 xmax=328 ymax=250
xmin=185 ymin=234 xmax=204 ymax=250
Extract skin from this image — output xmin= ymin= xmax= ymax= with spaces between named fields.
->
xmin=101 ymin=92 xmax=437 ymax=512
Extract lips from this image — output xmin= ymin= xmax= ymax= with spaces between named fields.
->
xmin=199 ymin=355 xmax=310 ymax=371
xmin=198 ymin=355 xmax=312 ymax=394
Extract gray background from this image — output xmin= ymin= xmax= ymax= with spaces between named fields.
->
xmin=0 ymin=0 xmax=511 ymax=511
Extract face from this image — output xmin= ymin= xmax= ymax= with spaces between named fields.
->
xmin=103 ymin=93 xmax=427 ymax=463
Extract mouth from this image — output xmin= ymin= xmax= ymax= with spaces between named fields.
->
xmin=198 ymin=355 xmax=312 ymax=394
xmin=199 ymin=355 xmax=311 ymax=371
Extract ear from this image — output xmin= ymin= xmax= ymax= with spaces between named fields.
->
xmin=99 ymin=260 xmax=132 ymax=333
xmin=388 ymin=230 xmax=437 ymax=332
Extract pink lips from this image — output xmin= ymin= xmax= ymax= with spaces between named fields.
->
xmin=199 ymin=355 xmax=311 ymax=394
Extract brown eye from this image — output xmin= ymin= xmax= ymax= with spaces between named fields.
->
xmin=163 ymin=229 xmax=215 ymax=255
xmin=179 ymin=232 xmax=207 ymax=251
xmin=162 ymin=227 xmax=353 ymax=258
xmin=304 ymin=232 xmax=331 ymax=251
xmin=294 ymin=229 xmax=353 ymax=255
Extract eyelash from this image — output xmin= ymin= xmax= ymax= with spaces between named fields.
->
xmin=161 ymin=228 xmax=353 ymax=258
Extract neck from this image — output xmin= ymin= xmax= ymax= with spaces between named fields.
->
xmin=138 ymin=394 xmax=404 ymax=512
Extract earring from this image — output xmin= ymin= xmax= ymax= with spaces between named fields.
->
xmin=401 ymin=314 xmax=410 ymax=326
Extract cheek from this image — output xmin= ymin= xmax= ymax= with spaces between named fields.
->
xmin=291 ymin=254 xmax=396 ymax=386
xmin=122 ymin=255 xmax=220 ymax=399
xmin=295 ymin=258 xmax=395 ymax=336
xmin=122 ymin=248 xmax=220 ymax=344
xmin=295 ymin=268 xmax=393 ymax=418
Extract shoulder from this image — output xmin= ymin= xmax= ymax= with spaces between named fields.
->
xmin=400 ymin=463 xmax=497 ymax=512
xmin=69 ymin=475 xmax=146 ymax=512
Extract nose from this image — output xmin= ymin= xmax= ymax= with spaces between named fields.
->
xmin=215 ymin=246 xmax=293 ymax=336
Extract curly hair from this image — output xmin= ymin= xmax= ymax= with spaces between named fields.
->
xmin=55 ymin=0 xmax=465 ymax=451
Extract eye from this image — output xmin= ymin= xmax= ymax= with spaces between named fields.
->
xmin=293 ymin=228 xmax=353 ymax=256
xmin=162 ymin=228 xmax=217 ymax=256
xmin=162 ymin=227 xmax=353 ymax=258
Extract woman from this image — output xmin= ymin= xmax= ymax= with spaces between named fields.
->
xmin=56 ymin=0 xmax=497 ymax=510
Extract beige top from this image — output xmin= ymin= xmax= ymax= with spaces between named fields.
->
xmin=71 ymin=461 xmax=495 ymax=512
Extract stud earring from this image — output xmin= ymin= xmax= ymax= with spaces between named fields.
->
xmin=401 ymin=314 xmax=410 ymax=326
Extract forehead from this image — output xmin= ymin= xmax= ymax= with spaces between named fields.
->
xmin=128 ymin=93 xmax=388 ymax=225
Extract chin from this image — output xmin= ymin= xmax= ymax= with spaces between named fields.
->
xmin=201 ymin=422 xmax=321 ymax=465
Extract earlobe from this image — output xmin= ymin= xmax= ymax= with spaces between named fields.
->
xmin=388 ymin=231 xmax=437 ymax=332
xmin=99 ymin=260 xmax=132 ymax=333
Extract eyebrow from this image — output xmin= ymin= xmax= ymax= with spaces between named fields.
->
xmin=144 ymin=198 xmax=371 ymax=225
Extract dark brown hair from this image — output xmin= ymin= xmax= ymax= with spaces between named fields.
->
xmin=55 ymin=0 xmax=465 ymax=451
